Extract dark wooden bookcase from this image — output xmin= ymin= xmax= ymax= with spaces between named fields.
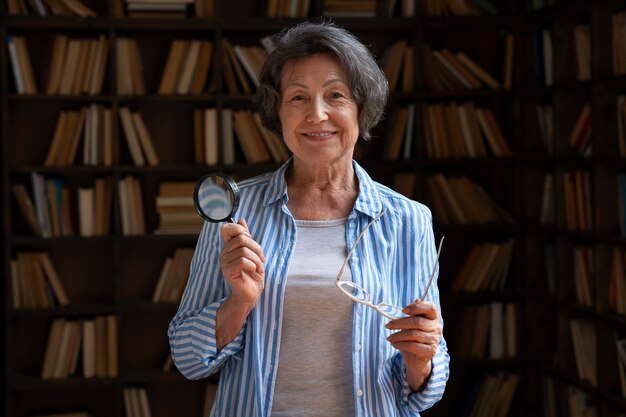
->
xmin=2 ymin=0 xmax=626 ymax=416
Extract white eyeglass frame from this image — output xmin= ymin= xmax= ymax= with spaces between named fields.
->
xmin=335 ymin=209 xmax=445 ymax=320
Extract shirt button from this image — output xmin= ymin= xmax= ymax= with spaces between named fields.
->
xmin=349 ymin=222 xmax=355 ymax=228
xmin=354 ymin=344 xmax=361 ymax=351
xmin=356 ymin=389 xmax=363 ymax=397
xmin=352 ymin=256 xmax=359 ymax=262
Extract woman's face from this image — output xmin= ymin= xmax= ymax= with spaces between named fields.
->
xmin=278 ymin=53 xmax=359 ymax=167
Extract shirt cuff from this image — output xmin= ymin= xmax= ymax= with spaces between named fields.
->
xmin=192 ymin=298 xmax=247 ymax=370
xmin=397 ymin=345 xmax=450 ymax=413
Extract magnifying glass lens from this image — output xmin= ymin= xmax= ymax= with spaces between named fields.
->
xmin=193 ymin=173 xmax=240 ymax=223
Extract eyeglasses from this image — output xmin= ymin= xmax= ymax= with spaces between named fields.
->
xmin=335 ymin=209 xmax=445 ymax=320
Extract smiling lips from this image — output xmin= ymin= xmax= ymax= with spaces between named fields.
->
xmin=302 ymin=131 xmax=336 ymax=138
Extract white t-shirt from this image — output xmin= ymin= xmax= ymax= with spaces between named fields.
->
xmin=270 ymin=218 xmax=356 ymax=417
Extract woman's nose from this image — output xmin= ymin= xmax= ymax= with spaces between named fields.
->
xmin=305 ymin=97 xmax=329 ymax=123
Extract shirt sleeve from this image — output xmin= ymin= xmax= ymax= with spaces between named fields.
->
xmin=394 ymin=339 xmax=451 ymax=414
xmin=394 ymin=202 xmax=451 ymax=414
xmin=167 ymin=223 xmax=247 ymax=380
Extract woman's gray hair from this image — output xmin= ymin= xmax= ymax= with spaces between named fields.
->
xmin=254 ymin=20 xmax=390 ymax=141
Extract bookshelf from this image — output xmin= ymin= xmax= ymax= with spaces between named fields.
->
xmin=521 ymin=1 xmax=626 ymax=417
xmin=2 ymin=0 xmax=626 ymax=416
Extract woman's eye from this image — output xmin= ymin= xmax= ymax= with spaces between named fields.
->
xmin=330 ymin=92 xmax=345 ymax=99
xmin=290 ymin=95 xmax=304 ymax=102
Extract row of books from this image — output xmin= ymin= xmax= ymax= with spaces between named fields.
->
xmin=422 ymin=0 xmax=498 ymax=17
xmin=8 ymin=33 xmax=514 ymax=96
xmin=456 ymin=302 xmax=517 ymax=360
xmin=123 ymin=388 xmax=152 ymax=417
xmin=463 ymin=372 xmax=519 ymax=417
xmin=46 ymin=105 xmax=114 ymax=167
xmin=12 ymin=175 xmax=113 ymax=238
xmin=157 ymin=39 xmax=213 ymax=95
xmin=425 ymin=174 xmax=514 ymax=225
xmin=41 ymin=316 xmax=118 ymax=379
xmin=8 ymin=34 xmax=108 ymax=96
xmin=268 ymin=0 xmax=311 ymax=17
xmin=6 ymin=0 xmax=95 ymax=16
xmin=46 ymin=105 xmax=156 ymax=167
xmin=194 ymin=107 xmax=290 ymax=165
xmin=534 ymin=24 xmax=593 ymax=85
xmin=221 ymin=37 xmax=270 ymax=95
xmin=423 ymin=42 xmax=510 ymax=92
xmin=423 ymin=102 xmax=513 ymax=159
xmin=450 ymin=240 xmax=514 ymax=292
xmin=49 ymin=34 xmax=108 ymax=96
xmin=9 ymin=252 xmax=69 ymax=309
xmin=152 ymin=247 xmax=194 ymax=302
xmin=119 ymin=107 xmax=159 ymax=166
xmin=154 ymin=182 xmax=200 ymax=235
xmin=380 ymin=40 xmax=414 ymax=92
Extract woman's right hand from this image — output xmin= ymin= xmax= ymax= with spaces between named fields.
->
xmin=219 ymin=219 xmax=266 ymax=311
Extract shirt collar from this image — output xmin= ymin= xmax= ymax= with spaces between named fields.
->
xmin=263 ymin=158 xmax=383 ymax=219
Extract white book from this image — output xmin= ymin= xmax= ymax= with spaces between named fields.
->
xmin=7 ymin=37 xmax=25 ymax=94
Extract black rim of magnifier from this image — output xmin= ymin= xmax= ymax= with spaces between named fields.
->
xmin=193 ymin=173 xmax=240 ymax=223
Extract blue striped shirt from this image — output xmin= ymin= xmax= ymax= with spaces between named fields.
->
xmin=168 ymin=159 xmax=450 ymax=417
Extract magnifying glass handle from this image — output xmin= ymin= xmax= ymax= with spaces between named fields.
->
xmin=228 ymin=217 xmax=235 ymax=224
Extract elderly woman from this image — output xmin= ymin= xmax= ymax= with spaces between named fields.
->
xmin=168 ymin=21 xmax=450 ymax=417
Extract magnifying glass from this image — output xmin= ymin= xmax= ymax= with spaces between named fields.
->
xmin=193 ymin=173 xmax=240 ymax=223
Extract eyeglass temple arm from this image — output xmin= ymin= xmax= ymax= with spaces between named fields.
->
xmin=336 ymin=209 xmax=386 ymax=283
xmin=420 ymin=236 xmax=445 ymax=302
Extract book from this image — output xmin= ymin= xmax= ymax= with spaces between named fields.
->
xmin=158 ymin=40 xmax=190 ymax=94
xmin=176 ymin=40 xmax=202 ymax=94
xmin=131 ymin=112 xmax=159 ymax=166
xmin=38 ymin=252 xmax=69 ymax=306
xmin=232 ymin=110 xmax=271 ymax=163
xmin=119 ymin=107 xmax=146 ymax=166
xmin=573 ymin=24 xmax=591 ymax=81
xmin=568 ymin=103 xmax=592 ymax=156
xmin=204 ymin=108 xmax=219 ymax=165
xmin=456 ymin=51 xmax=501 ymax=89
xmin=570 ymin=319 xmax=597 ymax=386
xmin=189 ymin=40 xmax=213 ymax=95
xmin=11 ymin=183 xmax=43 ymax=236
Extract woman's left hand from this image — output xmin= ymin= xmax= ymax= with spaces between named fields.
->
xmin=385 ymin=300 xmax=442 ymax=382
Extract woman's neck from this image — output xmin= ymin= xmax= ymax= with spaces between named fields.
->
xmin=285 ymin=160 xmax=359 ymax=220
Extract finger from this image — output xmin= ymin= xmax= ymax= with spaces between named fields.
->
xmin=387 ymin=328 xmax=441 ymax=345
xmin=385 ymin=316 xmax=441 ymax=333
xmin=221 ymin=246 xmax=265 ymax=275
xmin=221 ymin=222 xmax=251 ymax=243
xmin=390 ymin=341 xmax=438 ymax=360
xmin=222 ymin=232 xmax=266 ymax=264
xmin=222 ymin=254 xmax=264 ymax=279
xmin=402 ymin=300 xmax=439 ymax=320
